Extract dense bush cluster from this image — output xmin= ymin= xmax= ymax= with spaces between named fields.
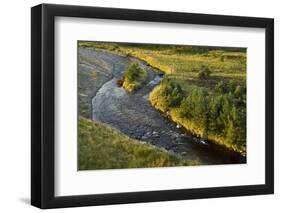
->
xmin=122 ymin=63 xmax=148 ymax=92
xmin=152 ymin=79 xmax=246 ymax=152
xmin=161 ymin=79 xmax=184 ymax=107
xmin=197 ymin=65 xmax=212 ymax=79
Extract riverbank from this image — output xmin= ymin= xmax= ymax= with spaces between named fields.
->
xmin=150 ymin=88 xmax=245 ymax=156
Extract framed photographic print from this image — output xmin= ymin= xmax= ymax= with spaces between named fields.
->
xmin=31 ymin=3 xmax=274 ymax=209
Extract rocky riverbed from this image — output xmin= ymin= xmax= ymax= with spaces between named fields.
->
xmin=78 ymin=47 xmax=246 ymax=165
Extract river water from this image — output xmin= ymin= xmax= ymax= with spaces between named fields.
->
xmin=79 ymin=47 xmax=246 ymax=165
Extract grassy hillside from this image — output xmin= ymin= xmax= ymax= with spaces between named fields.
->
xmin=79 ymin=42 xmax=246 ymax=154
xmin=78 ymin=117 xmax=196 ymax=170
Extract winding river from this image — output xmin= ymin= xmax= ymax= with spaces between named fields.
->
xmin=78 ymin=47 xmax=246 ymax=165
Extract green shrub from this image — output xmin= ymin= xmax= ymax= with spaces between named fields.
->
xmin=197 ymin=65 xmax=212 ymax=79
xmin=122 ymin=63 xmax=148 ymax=92
xmin=214 ymin=81 xmax=228 ymax=94
xmin=163 ymin=81 xmax=184 ymax=107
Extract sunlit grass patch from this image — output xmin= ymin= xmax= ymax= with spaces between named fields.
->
xmin=78 ymin=117 xmax=197 ymax=170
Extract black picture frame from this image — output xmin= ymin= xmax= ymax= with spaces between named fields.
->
xmin=31 ymin=3 xmax=274 ymax=209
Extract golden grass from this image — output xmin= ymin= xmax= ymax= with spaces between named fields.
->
xmin=78 ymin=117 xmax=197 ymax=170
